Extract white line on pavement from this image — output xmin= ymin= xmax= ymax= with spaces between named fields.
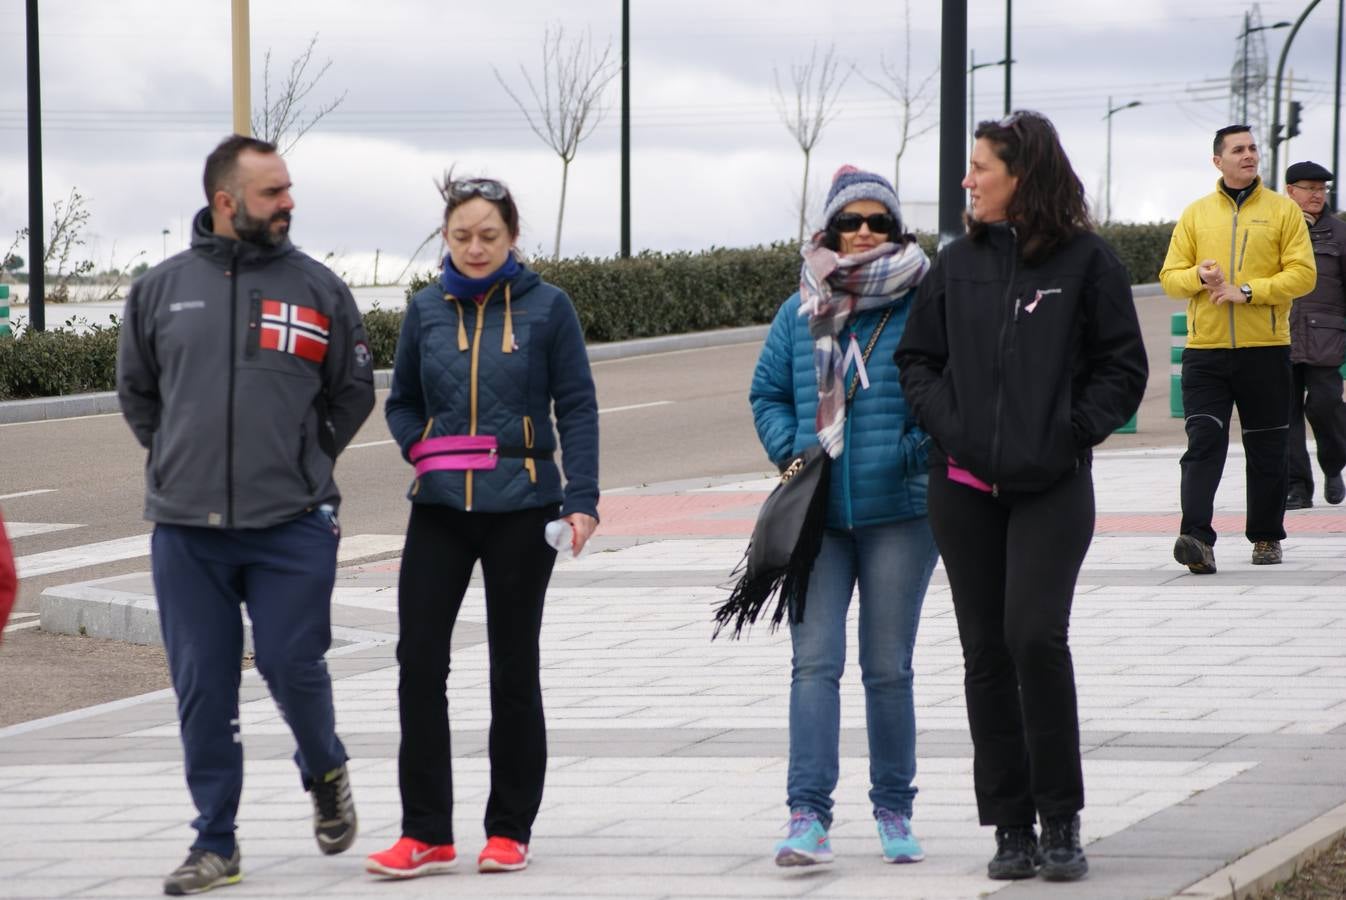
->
xmin=5 ymin=522 xmax=83 ymax=538
xmin=0 ymin=413 xmax=121 ymax=428
xmin=0 ymin=489 xmax=58 ymax=500
xmin=15 ymin=534 xmax=151 ymax=579
xmin=3 ymin=619 xmax=40 ymax=634
xmin=600 ymin=401 xmax=674 ymax=414
xmin=348 ymin=438 xmax=395 ymax=449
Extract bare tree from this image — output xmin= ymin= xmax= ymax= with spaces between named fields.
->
xmin=251 ymin=33 xmax=348 ymax=154
xmin=852 ymin=2 xmax=938 ymax=194
xmin=774 ymin=44 xmax=849 ymax=243
xmin=494 ymin=25 xmax=618 ymax=259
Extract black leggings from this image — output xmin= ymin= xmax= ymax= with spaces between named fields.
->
xmin=927 ymin=465 xmax=1093 ymax=827
xmin=396 ymin=501 xmax=559 ymax=845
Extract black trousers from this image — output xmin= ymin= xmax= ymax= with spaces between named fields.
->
xmin=1287 ymin=362 xmax=1346 ymax=497
xmin=396 ymin=501 xmax=558 ymax=846
xmin=1179 ymin=346 xmax=1291 ymax=546
xmin=927 ymin=465 xmax=1093 ymax=827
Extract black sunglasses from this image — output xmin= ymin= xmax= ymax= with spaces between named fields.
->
xmin=448 ymin=178 xmax=508 ymax=201
xmin=831 ymin=212 xmax=897 ymax=234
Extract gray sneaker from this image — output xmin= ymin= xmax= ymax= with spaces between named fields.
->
xmin=163 ymin=847 xmax=241 ymax=896
xmin=1251 ymin=540 xmax=1283 ymax=565
xmin=1173 ymin=535 xmax=1216 ymax=574
xmin=310 ymin=763 xmax=358 ymax=854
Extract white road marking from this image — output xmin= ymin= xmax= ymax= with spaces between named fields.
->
xmin=3 ymin=618 xmax=41 ymax=634
xmin=0 ymin=413 xmax=121 ymax=428
xmin=5 ymin=522 xmax=84 ymax=539
xmin=15 ymin=534 xmax=151 ymax=579
xmin=0 ymin=489 xmax=58 ymax=500
xmin=348 ymin=439 xmax=396 ymax=449
xmin=600 ymin=401 xmax=674 ymax=414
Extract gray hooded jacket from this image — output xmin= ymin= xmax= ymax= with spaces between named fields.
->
xmin=117 ymin=208 xmax=375 ymax=529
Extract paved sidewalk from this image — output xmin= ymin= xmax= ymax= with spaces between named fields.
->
xmin=4 ymin=446 xmax=1346 ymax=899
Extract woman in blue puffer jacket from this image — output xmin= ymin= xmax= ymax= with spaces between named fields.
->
xmin=750 ymin=166 xmax=938 ymax=869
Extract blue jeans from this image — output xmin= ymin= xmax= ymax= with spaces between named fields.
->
xmin=786 ymin=518 xmax=938 ymax=827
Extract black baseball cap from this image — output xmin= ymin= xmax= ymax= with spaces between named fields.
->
xmin=1285 ymin=161 xmax=1334 ymax=183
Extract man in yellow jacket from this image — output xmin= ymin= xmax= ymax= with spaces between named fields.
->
xmin=1160 ymin=124 xmax=1316 ymax=574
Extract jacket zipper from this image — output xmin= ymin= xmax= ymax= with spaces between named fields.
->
xmin=225 ymin=247 xmax=239 ymax=526
xmin=465 ymin=285 xmax=498 ymax=510
xmin=989 ymin=231 xmax=1019 ymax=496
xmin=1227 ymin=192 xmax=1242 ymax=348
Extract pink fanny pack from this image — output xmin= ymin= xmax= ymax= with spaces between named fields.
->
xmin=410 ymin=435 xmax=499 ymax=475
xmin=946 ymin=457 xmax=994 ymax=493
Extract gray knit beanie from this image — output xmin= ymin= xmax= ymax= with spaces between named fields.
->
xmin=820 ymin=165 xmax=903 ymax=230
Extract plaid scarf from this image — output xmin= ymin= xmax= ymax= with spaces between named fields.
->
xmin=799 ymin=238 xmax=930 ymax=457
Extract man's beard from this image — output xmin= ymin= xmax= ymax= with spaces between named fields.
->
xmin=232 ymin=204 xmax=291 ymax=248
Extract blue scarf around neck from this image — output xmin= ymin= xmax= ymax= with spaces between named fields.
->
xmin=439 ymin=253 xmax=520 ymax=298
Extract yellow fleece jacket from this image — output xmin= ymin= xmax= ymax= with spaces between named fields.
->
xmin=1159 ymin=177 xmax=1316 ymax=349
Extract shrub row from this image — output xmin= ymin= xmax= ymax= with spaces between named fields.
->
xmin=0 ymin=223 xmax=1176 ymax=400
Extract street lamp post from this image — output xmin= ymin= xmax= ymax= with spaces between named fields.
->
xmin=1239 ymin=13 xmax=1291 ymax=122
xmin=161 ymin=228 xmax=170 ymax=262
xmin=1269 ymin=0 xmax=1324 ymax=190
xmin=969 ymin=50 xmax=1012 ymax=145
xmin=1104 ymin=97 xmax=1142 ymax=223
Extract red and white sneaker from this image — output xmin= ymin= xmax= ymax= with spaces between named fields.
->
xmin=477 ymin=836 xmax=530 ymax=872
xmin=365 ymin=836 xmax=457 ymax=879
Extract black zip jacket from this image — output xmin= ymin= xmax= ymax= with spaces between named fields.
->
xmin=894 ymin=225 xmax=1148 ymax=493
xmin=117 ymin=208 xmax=375 ymax=528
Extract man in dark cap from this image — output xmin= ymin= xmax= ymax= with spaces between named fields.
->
xmin=1284 ymin=161 xmax=1346 ymax=508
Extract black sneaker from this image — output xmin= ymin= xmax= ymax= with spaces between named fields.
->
xmin=310 ymin=764 xmax=358 ymax=855
xmin=1285 ymin=492 xmax=1314 ymax=510
xmin=1039 ymin=815 xmax=1089 ymax=882
xmin=1173 ymin=535 xmax=1216 ymax=574
xmin=1325 ymin=473 xmax=1345 ymax=505
xmin=163 ymin=846 xmax=241 ymax=896
xmin=987 ymin=825 xmax=1041 ymax=880
xmin=1251 ymin=540 xmax=1283 ymax=565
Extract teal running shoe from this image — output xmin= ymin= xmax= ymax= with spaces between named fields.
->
xmin=773 ymin=809 xmax=834 ymax=866
xmin=875 ymin=807 xmax=925 ymax=863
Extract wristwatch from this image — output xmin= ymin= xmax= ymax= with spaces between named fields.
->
xmin=1239 ymin=283 xmax=1253 ymax=303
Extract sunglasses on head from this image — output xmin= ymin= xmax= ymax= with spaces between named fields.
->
xmin=448 ymin=178 xmax=508 ymax=201
xmin=831 ymin=212 xmax=897 ymax=234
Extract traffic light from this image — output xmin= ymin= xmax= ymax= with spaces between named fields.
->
xmin=1287 ymin=101 xmax=1303 ymax=139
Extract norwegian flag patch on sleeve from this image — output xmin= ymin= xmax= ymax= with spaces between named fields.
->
xmin=260 ymin=300 xmax=331 ymax=363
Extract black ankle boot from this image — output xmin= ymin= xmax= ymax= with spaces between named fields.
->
xmin=987 ymin=824 xmax=1040 ymax=880
xmin=1039 ymin=814 xmax=1089 ymax=881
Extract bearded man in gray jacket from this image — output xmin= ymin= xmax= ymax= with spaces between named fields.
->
xmin=117 ymin=134 xmax=375 ymax=896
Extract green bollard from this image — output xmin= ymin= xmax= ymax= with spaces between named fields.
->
xmin=1171 ymin=312 xmax=1186 ymax=418
xmin=1114 ymin=412 xmax=1138 ymax=434
xmin=0 ymin=284 xmax=9 ymax=337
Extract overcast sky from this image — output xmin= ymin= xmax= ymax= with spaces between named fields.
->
xmin=0 ymin=0 xmax=1340 ymax=284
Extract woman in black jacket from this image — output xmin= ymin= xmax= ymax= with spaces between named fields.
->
xmin=895 ymin=111 xmax=1147 ymax=883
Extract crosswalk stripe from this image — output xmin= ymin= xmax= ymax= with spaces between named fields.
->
xmin=5 ymin=522 xmax=83 ymax=539
xmin=12 ymin=532 xmax=405 ymax=580
xmin=14 ymin=534 xmax=151 ymax=579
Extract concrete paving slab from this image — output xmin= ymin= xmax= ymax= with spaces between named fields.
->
xmin=6 ymin=447 xmax=1346 ymax=898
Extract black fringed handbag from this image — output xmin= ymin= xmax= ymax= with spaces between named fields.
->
xmin=713 ymin=307 xmax=893 ymax=639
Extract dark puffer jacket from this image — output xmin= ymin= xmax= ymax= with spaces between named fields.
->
xmin=1289 ymin=213 xmax=1346 ymax=367
xmin=385 ymin=263 xmax=599 ymax=518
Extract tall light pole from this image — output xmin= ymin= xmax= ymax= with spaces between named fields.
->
xmin=969 ymin=50 xmax=1011 ymax=145
xmin=1004 ymin=0 xmax=1013 ymax=114
xmin=231 ymin=0 xmax=250 ymax=135
xmin=620 ymin=0 xmax=630 ymax=257
xmin=161 ymin=228 xmax=171 ymax=262
xmin=939 ymin=1 xmax=968 ymax=246
xmin=26 ymin=0 xmax=44 ymax=331
xmin=1239 ymin=13 xmax=1291 ymax=122
xmin=1269 ymin=0 xmax=1324 ymax=190
xmin=1104 ymin=97 xmax=1142 ymax=223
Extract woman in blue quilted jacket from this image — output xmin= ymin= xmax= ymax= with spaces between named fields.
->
xmin=749 ymin=166 xmax=938 ymax=868
xmin=367 ymin=175 xmax=599 ymax=879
